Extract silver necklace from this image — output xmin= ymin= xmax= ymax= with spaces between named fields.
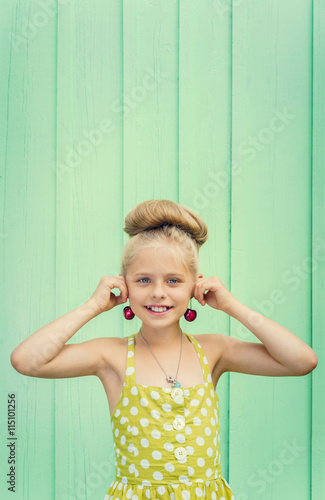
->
xmin=139 ymin=328 xmax=183 ymax=388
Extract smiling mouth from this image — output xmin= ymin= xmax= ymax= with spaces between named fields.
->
xmin=144 ymin=306 xmax=173 ymax=313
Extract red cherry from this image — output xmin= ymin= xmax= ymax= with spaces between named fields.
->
xmin=184 ymin=308 xmax=197 ymax=321
xmin=123 ymin=306 xmax=135 ymax=320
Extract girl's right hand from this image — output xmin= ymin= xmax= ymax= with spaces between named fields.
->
xmin=89 ymin=276 xmax=128 ymax=313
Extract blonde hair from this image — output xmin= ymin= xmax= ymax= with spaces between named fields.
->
xmin=120 ymin=199 xmax=208 ymax=278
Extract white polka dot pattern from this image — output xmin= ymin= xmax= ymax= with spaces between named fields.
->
xmin=105 ymin=332 xmax=235 ymax=500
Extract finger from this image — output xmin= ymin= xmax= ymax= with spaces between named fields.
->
xmin=118 ymin=276 xmax=129 ymax=301
xmin=121 ymin=285 xmax=128 ymax=302
xmin=116 ymin=280 xmax=129 ymax=302
xmin=119 ymin=280 xmax=129 ymax=301
xmin=108 ymin=279 xmax=127 ymax=299
xmin=194 ymin=283 xmax=205 ymax=305
xmin=197 ymin=283 xmax=207 ymax=304
xmin=111 ymin=285 xmax=127 ymax=302
xmin=193 ymin=283 xmax=199 ymax=302
xmin=194 ymin=281 xmax=203 ymax=301
xmin=107 ymin=280 xmax=121 ymax=291
xmin=109 ymin=291 xmax=117 ymax=305
xmin=115 ymin=294 xmax=126 ymax=306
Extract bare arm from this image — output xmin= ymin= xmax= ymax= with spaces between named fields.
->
xmin=10 ymin=276 xmax=128 ymax=378
xmin=221 ymin=297 xmax=318 ymax=376
xmin=11 ymin=298 xmax=102 ymax=377
xmin=194 ymin=276 xmax=318 ymax=378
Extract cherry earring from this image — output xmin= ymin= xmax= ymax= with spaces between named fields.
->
xmin=123 ymin=306 xmax=135 ymax=320
xmin=184 ymin=298 xmax=197 ymax=322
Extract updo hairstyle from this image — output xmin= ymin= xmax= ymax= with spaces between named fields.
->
xmin=120 ymin=200 xmax=208 ymax=279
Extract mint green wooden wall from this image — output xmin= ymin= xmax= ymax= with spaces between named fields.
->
xmin=1 ymin=1 xmax=324 ymax=499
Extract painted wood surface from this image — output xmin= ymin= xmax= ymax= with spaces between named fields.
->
xmin=1 ymin=1 xmax=323 ymax=499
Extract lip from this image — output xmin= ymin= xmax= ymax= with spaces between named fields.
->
xmin=146 ymin=304 xmax=172 ymax=308
xmin=144 ymin=306 xmax=173 ymax=316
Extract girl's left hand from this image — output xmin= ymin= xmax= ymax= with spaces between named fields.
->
xmin=193 ymin=275 xmax=235 ymax=313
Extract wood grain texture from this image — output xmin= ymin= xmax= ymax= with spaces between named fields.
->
xmin=1 ymin=1 xmax=322 ymax=499
xmin=231 ymin=2 xmax=313 ymax=498
xmin=56 ymin=1 xmax=123 ymax=498
xmin=1 ymin=1 xmax=57 ymax=499
xmin=178 ymin=0 xmax=232 ymax=485
xmin=312 ymin=1 xmax=325 ymax=497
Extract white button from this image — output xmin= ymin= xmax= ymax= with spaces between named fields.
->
xmin=173 ymin=416 xmax=185 ymax=430
xmin=174 ymin=446 xmax=187 ymax=461
xmin=171 ymin=388 xmax=183 ymax=400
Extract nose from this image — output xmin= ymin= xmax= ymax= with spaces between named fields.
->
xmin=150 ymin=281 xmax=167 ymax=299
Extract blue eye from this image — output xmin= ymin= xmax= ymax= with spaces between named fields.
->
xmin=137 ymin=278 xmax=179 ymax=284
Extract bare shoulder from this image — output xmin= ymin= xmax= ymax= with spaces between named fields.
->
xmin=191 ymin=332 xmax=229 ymax=351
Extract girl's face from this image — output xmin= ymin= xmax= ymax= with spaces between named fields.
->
xmin=125 ymin=243 xmax=199 ymax=325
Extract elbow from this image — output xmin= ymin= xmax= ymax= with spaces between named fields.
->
xmin=10 ymin=351 xmax=19 ymax=371
xmin=294 ymin=353 xmax=318 ymax=376
xmin=10 ymin=352 xmax=31 ymax=376
xmin=307 ymin=353 xmax=318 ymax=373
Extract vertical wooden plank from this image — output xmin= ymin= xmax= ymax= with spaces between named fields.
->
xmin=2 ymin=2 xmax=322 ymax=500
xmin=231 ymin=1 xmax=312 ymax=498
xmin=122 ymin=0 xmax=179 ymax=340
xmin=0 ymin=1 xmax=57 ymax=499
xmin=178 ymin=0 xmax=233 ymax=485
xmin=55 ymin=1 xmax=124 ymax=498
xmin=312 ymin=0 xmax=325 ymax=496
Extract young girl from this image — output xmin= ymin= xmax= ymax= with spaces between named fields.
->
xmin=11 ymin=199 xmax=318 ymax=500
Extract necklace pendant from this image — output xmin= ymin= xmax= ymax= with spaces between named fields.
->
xmin=167 ymin=375 xmax=174 ymax=383
xmin=172 ymin=380 xmax=181 ymax=388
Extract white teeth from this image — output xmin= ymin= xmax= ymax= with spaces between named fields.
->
xmin=149 ymin=306 xmax=168 ymax=312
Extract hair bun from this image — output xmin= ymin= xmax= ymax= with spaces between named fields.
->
xmin=123 ymin=199 xmax=208 ymax=247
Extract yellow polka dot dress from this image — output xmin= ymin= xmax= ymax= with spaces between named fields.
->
xmin=104 ymin=332 xmax=235 ymax=499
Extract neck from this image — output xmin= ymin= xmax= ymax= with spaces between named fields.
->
xmin=137 ymin=323 xmax=184 ymax=348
